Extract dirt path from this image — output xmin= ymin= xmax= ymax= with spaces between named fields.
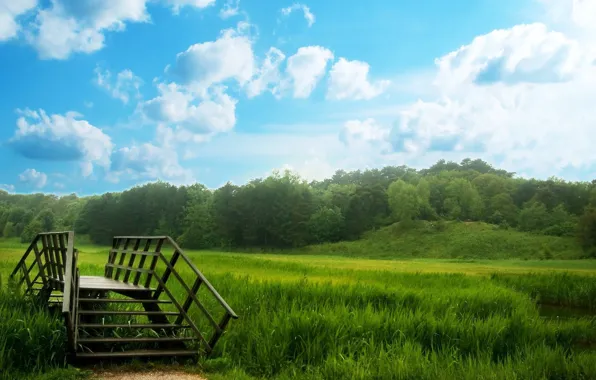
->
xmin=94 ymin=371 xmax=206 ymax=380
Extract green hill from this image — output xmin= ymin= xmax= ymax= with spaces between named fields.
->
xmin=301 ymin=221 xmax=585 ymax=260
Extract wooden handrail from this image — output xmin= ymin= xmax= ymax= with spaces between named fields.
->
xmin=61 ymin=232 xmax=78 ymax=353
xmin=166 ymin=237 xmax=238 ymax=319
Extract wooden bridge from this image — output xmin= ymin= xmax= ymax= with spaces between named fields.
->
xmin=9 ymin=231 xmax=238 ymax=361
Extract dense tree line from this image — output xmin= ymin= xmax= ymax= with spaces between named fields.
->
xmin=1 ymin=158 xmax=596 ymax=256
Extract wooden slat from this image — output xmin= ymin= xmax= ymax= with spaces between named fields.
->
xmin=123 ymin=238 xmax=144 ymax=283
xmin=152 ymin=274 xmax=210 ymax=350
xmin=109 ymin=249 xmax=160 ymax=257
xmin=131 ymin=238 xmax=152 ymax=286
xmin=76 ymin=350 xmax=197 ymax=358
xmin=167 ymin=237 xmax=238 ymax=319
xmin=114 ymin=238 xmax=132 ymax=281
xmin=175 ymin=276 xmax=203 ymax=326
xmin=79 ymin=323 xmax=189 ymax=329
xmin=152 ymin=249 xmax=179 ymax=300
xmin=144 ymin=238 xmax=165 ymax=288
xmin=78 ymin=310 xmax=179 ymax=316
xmin=31 ymin=241 xmax=47 ymax=288
xmin=79 ymin=276 xmax=154 ymax=291
xmin=157 ymin=254 xmax=220 ymax=332
xmin=208 ymin=313 xmax=233 ymax=349
xmin=78 ymin=337 xmax=197 ymax=344
xmin=104 ymin=263 xmax=153 ymax=275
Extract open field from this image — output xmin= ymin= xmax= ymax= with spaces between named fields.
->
xmin=2 ymin=240 xmax=596 ymax=379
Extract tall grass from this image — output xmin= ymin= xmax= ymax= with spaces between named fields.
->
xmin=2 ymin=240 xmax=596 ymax=379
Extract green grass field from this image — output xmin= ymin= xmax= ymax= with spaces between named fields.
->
xmin=2 ymin=239 xmax=596 ymax=379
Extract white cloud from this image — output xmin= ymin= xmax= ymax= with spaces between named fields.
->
xmin=95 ymin=67 xmax=143 ymax=104
xmin=108 ymin=141 xmax=193 ymax=184
xmin=142 ymin=83 xmax=237 ymax=135
xmin=165 ymin=0 xmax=216 ymax=14
xmin=284 ymin=46 xmax=334 ymax=98
xmin=246 ymin=47 xmax=286 ymax=98
xmin=26 ymin=0 xmax=149 ymax=60
xmin=339 ymin=118 xmax=391 ymax=149
xmin=0 ymin=0 xmax=37 ymax=41
xmin=281 ymin=3 xmax=315 ymax=27
xmin=219 ymin=0 xmax=240 ymax=19
xmin=385 ymin=2 xmax=596 ymax=178
xmin=435 ymin=23 xmax=590 ymax=89
xmin=9 ymin=109 xmax=113 ymax=177
xmin=327 ymin=58 xmax=390 ymax=100
xmin=18 ymin=168 xmax=48 ymax=189
xmin=167 ymin=23 xmax=255 ymax=92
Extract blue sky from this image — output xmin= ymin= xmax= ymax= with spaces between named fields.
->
xmin=1 ymin=0 xmax=595 ymax=195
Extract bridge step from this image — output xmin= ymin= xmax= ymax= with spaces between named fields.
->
xmin=79 ymin=323 xmax=190 ymax=329
xmin=78 ymin=337 xmax=198 ymax=344
xmin=76 ymin=349 xmax=198 ymax=358
xmin=79 ymin=310 xmax=180 ymax=316
xmin=78 ymin=298 xmax=172 ymax=304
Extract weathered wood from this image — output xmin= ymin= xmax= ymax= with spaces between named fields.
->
xmin=122 ymin=238 xmax=143 ymax=283
xmin=208 ymin=313 xmax=233 ymax=350
xmin=152 ymin=249 xmax=180 ymax=300
xmin=144 ymin=238 xmax=165 ymax=288
xmin=167 ymin=237 xmax=238 ymax=319
xmin=175 ymin=276 xmax=203 ymax=326
xmin=79 ymin=275 xmax=154 ymax=292
xmin=131 ymin=238 xmax=152 ymax=286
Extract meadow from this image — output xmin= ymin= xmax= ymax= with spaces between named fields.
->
xmin=2 ymin=239 xmax=596 ymax=379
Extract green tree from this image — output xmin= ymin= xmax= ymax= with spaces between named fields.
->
xmin=308 ymin=206 xmax=345 ymax=243
xmin=443 ymin=178 xmax=483 ymax=220
xmin=518 ymin=201 xmax=550 ymax=232
xmin=578 ymin=207 xmax=596 ymax=257
xmin=387 ymin=179 xmax=420 ymax=223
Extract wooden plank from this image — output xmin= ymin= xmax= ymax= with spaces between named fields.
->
xmin=114 ymin=238 xmax=131 ymax=281
xmin=79 ymin=323 xmax=189 ymax=329
xmin=9 ymin=235 xmax=37 ymax=278
xmin=78 ymin=337 xmax=197 ymax=344
xmin=78 ymin=310 xmax=179 ymax=316
xmin=105 ymin=263 xmax=153 ymax=275
xmin=31 ymin=243 xmax=47 ymax=288
xmin=157 ymin=254 xmax=219 ymax=331
xmin=144 ymin=238 xmax=165 ymax=289
xmin=106 ymin=238 xmax=120 ymax=277
xmin=152 ymin=249 xmax=179 ymax=300
xmin=131 ymin=239 xmax=152 ymax=286
xmin=122 ymin=238 xmax=143 ymax=283
xmin=175 ymin=277 xmax=203 ymax=326
xmin=166 ymin=237 xmax=238 ymax=319
xmin=152 ymin=274 xmax=210 ymax=350
xmin=109 ymin=249 xmax=160 ymax=256
xmin=41 ymin=235 xmax=56 ymax=281
xmin=79 ymin=276 xmax=153 ymax=291
xmin=76 ymin=350 xmax=197 ymax=358
xmin=208 ymin=313 xmax=233 ymax=350
xmin=52 ymin=234 xmax=64 ymax=282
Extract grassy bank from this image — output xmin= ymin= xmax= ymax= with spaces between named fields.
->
xmin=2 ymin=239 xmax=596 ymax=379
xmin=302 ymin=221 xmax=585 ymax=260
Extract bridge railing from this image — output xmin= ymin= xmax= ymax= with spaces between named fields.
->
xmin=61 ymin=231 xmax=79 ymax=353
xmin=9 ymin=231 xmax=71 ymax=297
xmin=105 ymin=236 xmax=238 ymax=353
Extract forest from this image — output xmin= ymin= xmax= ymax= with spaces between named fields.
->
xmin=1 ymin=158 xmax=596 ymax=256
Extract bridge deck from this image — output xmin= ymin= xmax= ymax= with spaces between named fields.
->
xmin=79 ymin=275 xmax=153 ymax=292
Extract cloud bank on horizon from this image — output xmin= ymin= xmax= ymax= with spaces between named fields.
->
xmin=0 ymin=0 xmax=595 ymax=194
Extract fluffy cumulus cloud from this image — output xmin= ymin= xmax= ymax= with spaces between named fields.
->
xmin=167 ymin=23 xmax=255 ymax=91
xmin=0 ymin=0 xmax=37 ymax=41
xmin=384 ymin=0 xmax=596 ymax=177
xmin=17 ymin=0 xmax=217 ymax=59
xmin=18 ymin=168 xmax=48 ymax=189
xmin=327 ymin=58 xmax=390 ymax=100
xmin=9 ymin=109 xmax=113 ymax=176
xmin=142 ymin=83 xmax=237 ymax=135
xmin=246 ymin=47 xmax=286 ymax=98
xmin=108 ymin=142 xmax=193 ymax=184
xmin=95 ymin=67 xmax=143 ymax=104
xmin=0 ymin=184 xmax=15 ymax=193
xmin=340 ymin=118 xmax=390 ymax=148
xmin=26 ymin=0 xmax=149 ymax=59
xmin=281 ymin=3 xmax=315 ymax=27
xmin=284 ymin=46 xmax=334 ymax=98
